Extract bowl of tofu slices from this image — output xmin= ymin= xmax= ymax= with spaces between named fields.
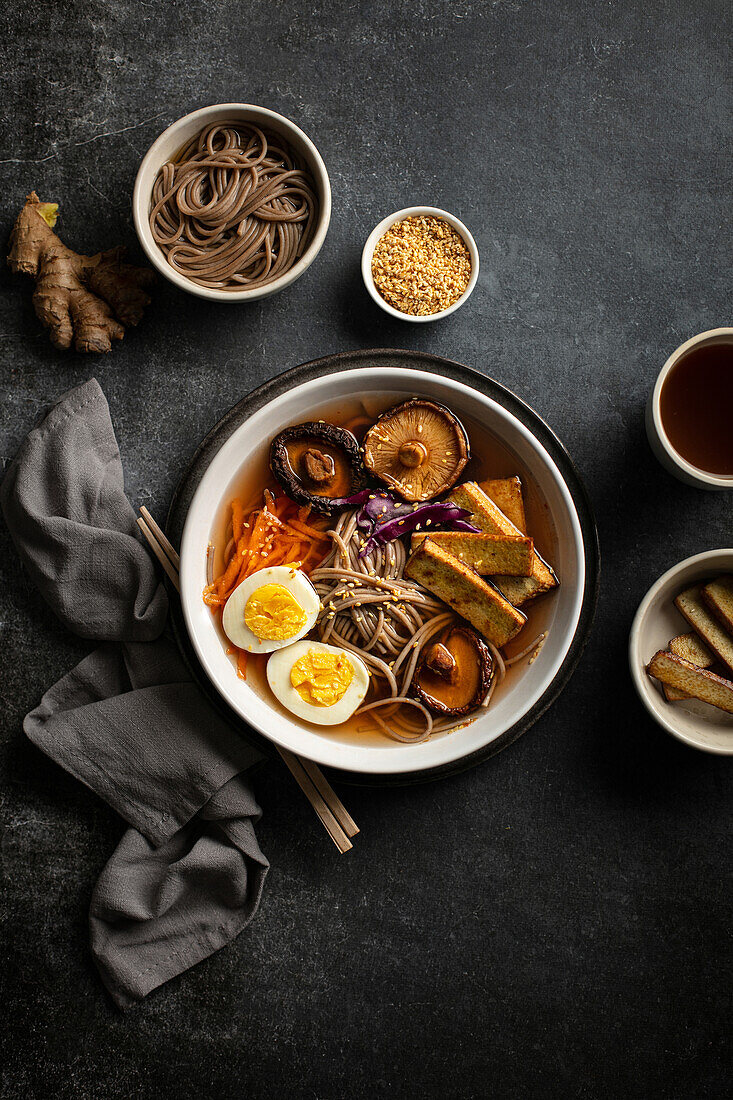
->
xmin=631 ymin=549 xmax=733 ymax=754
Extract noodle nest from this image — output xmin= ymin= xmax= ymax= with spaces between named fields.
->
xmin=310 ymin=511 xmax=504 ymax=743
xmin=150 ymin=121 xmax=318 ymax=290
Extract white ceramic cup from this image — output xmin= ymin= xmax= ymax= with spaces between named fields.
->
xmin=361 ymin=206 xmax=479 ymax=323
xmin=645 ymin=327 xmax=733 ymax=489
xmin=133 ymin=103 xmax=331 ymax=303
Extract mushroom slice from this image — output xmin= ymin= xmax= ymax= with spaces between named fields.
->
xmin=413 ymin=625 xmax=494 ymax=717
xmin=362 ymin=399 xmax=469 ymax=502
xmin=270 ymin=422 xmax=367 ymax=515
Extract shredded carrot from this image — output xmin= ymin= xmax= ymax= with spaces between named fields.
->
xmin=286 ymin=517 xmax=330 ymax=540
xmin=216 ymin=544 xmax=245 ymax=598
xmin=231 ymin=499 xmax=245 ymax=544
xmin=203 ymin=490 xmax=331 ymax=612
xmin=226 ymin=643 xmax=249 ymax=681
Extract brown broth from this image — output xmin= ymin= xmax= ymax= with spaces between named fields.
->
xmin=206 ymin=393 xmax=559 ymax=745
xmin=659 ymin=343 xmax=733 ymax=475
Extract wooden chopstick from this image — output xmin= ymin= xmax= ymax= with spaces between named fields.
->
xmin=137 ymin=517 xmax=180 ymax=592
xmin=276 ymin=747 xmax=352 ymax=853
xmin=298 ymin=756 xmax=359 ymax=838
xmin=137 ymin=507 xmax=357 ymax=853
xmin=140 ymin=505 xmax=180 ymax=571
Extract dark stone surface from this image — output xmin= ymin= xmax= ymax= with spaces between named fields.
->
xmin=1 ymin=2 xmax=730 ymax=1097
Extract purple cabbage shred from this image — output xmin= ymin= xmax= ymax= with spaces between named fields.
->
xmin=333 ymin=490 xmax=478 ymax=556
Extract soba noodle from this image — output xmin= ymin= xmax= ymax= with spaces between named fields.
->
xmin=310 ymin=510 xmax=495 ymax=743
xmin=149 ymin=121 xmax=318 ymax=290
xmin=208 ymin=498 xmax=545 ymax=746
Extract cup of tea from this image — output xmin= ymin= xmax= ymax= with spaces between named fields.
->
xmin=646 ymin=328 xmax=733 ymax=489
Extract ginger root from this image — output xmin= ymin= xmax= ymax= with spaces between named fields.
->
xmin=8 ymin=192 xmax=154 ymax=353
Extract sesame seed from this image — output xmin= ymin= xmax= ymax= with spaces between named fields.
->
xmin=371 ymin=215 xmax=471 ymax=316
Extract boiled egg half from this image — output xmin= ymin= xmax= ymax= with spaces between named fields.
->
xmin=222 ymin=566 xmax=320 ymax=654
xmin=267 ymin=640 xmax=370 ymax=725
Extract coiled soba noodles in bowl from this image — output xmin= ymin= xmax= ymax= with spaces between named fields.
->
xmin=149 ymin=120 xmax=318 ymax=291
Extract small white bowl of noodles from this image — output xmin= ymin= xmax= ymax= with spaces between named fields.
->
xmin=133 ymin=103 xmax=331 ymax=302
xmin=179 ymin=364 xmax=588 ymax=776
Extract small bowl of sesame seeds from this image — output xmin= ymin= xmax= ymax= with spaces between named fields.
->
xmin=362 ymin=206 xmax=479 ymax=322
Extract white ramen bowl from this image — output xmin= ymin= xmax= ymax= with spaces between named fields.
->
xmin=180 ymin=368 xmax=585 ymax=774
xmin=133 ymin=103 xmax=331 ymax=303
xmin=629 ymin=549 xmax=733 ymax=754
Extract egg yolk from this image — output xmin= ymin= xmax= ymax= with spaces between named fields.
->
xmin=244 ymin=584 xmax=308 ymax=641
xmin=290 ymin=649 xmax=354 ymax=707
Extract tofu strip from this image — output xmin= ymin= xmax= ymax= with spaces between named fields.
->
xmin=410 ymin=532 xmax=534 ymax=575
xmin=646 ymin=650 xmax=733 ymax=714
xmin=480 ymin=476 xmax=527 ymax=533
xmin=448 ymin=482 xmax=557 ymax=607
xmin=664 ymin=633 xmax=715 ymax=701
xmin=404 ymin=537 xmax=526 ymax=648
xmin=702 ymin=575 xmax=733 ymax=636
xmin=674 ymin=585 xmax=733 ymax=674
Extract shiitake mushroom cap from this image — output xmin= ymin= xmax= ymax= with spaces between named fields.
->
xmin=362 ymin=399 xmax=470 ymax=502
xmin=270 ymin=422 xmax=368 ymax=515
xmin=413 ymin=624 xmax=494 ymax=717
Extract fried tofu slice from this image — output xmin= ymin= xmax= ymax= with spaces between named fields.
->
xmin=498 ymin=571 xmax=557 ymax=610
xmin=449 ymin=482 xmax=514 ymax=532
xmin=664 ymin=633 xmax=715 ymax=701
xmin=404 ymin=537 xmax=526 ymax=648
xmin=447 ymin=482 xmax=558 ymax=607
xmin=674 ymin=585 xmax=733 ymax=674
xmin=702 ymin=575 xmax=733 ymax=636
xmin=409 ymin=531 xmax=534 ymax=575
xmin=646 ymin=650 xmax=733 ymax=714
xmin=480 ymin=476 xmax=527 ymax=533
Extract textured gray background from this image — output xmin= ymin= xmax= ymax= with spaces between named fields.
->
xmin=1 ymin=2 xmax=731 ymax=1098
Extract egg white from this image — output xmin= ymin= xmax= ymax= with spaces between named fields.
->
xmin=222 ymin=566 xmax=321 ymax=654
xmin=267 ymin=640 xmax=371 ymax=726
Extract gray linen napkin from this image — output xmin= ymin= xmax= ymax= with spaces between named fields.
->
xmin=1 ymin=378 xmax=167 ymax=640
xmin=2 ymin=379 xmax=267 ymax=1009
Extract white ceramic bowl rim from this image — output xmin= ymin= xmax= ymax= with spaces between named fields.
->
xmin=179 ymin=367 xmax=587 ymax=774
xmin=361 ymin=206 xmax=480 ymax=323
xmin=132 ymin=103 xmax=332 ymax=303
xmin=629 ymin=548 xmax=733 ymax=755
xmin=650 ymin=328 xmax=733 ymax=488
